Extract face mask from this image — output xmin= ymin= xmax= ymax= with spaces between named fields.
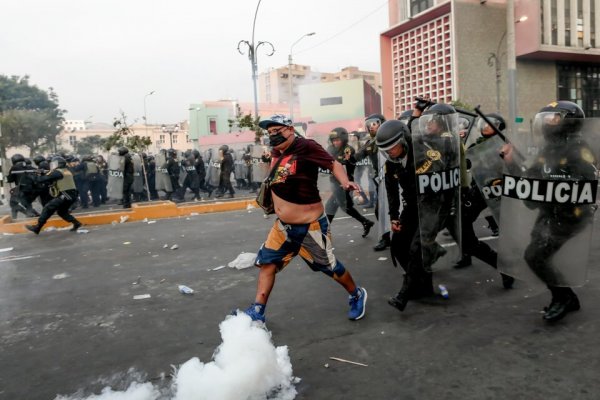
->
xmin=269 ymin=132 xmax=288 ymax=147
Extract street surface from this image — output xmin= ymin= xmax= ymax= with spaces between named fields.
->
xmin=0 ymin=207 xmax=599 ymax=399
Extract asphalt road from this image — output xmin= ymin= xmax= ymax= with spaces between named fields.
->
xmin=1 ymin=207 xmax=599 ymax=399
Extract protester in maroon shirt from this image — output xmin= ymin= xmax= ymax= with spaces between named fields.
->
xmin=235 ymin=114 xmax=368 ymax=323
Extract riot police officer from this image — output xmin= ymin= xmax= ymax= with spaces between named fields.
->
xmin=376 ymin=120 xmax=431 ymax=311
xmin=7 ymin=154 xmax=39 ymax=218
xmin=355 ymin=113 xmax=390 ymax=250
xmin=501 ymin=101 xmax=596 ymax=322
xmin=180 ymin=150 xmax=202 ymax=201
xmin=325 ymin=127 xmax=374 ymax=237
xmin=83 ymin=155 xmax=102 ymax=207
xmin=216 ymin=145 xmax=235 ymax=198
xmin=25 ymin=156 xmax=82 ymax=234
xmin=192 ymin=149 xmax=206 ymax=194
xmin=166 ymin=149 xmax=182 ymax=201
xmin=119 ymin=147 xmax=134 ymax=208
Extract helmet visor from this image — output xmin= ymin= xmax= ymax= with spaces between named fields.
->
xmin=378 ymin=142 xmax=406 ymax=163
xmin=418 ymin=113 xmax=458 ymax=136
xmin=365 ymin=118 xmax=382 ymax=133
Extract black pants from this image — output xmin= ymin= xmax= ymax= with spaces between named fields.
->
xmin=122 ymin=180 xmax=133 ymax=207
xmin=88 ymin=179 xmax=103 ymax=207
xmin=218 ymin=176 xmax=235 ymax=195
xmin=325 ymin=182 xmax=369 ymax=225
xmin=461 ymin=196 xmax=497 ymax=267
xmin=524 ymin=213 xmax=588 ymax=287
xmin=37 ymin=192 xmax=79 ymax=227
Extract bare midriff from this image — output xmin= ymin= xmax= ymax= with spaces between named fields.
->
xmin=272 ymin=191 xmax=323 ymax=224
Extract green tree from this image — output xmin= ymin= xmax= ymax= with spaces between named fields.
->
xmin=104 ymin=111 xmax=152 ymax=153
xmin=0 ymin=75 xmax=65 ymax=158
xmin=75 ymin=135 xmax=107 ymax=155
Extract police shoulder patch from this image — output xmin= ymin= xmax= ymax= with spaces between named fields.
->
xmin=581 ymin=148 xmax=595 ymax=164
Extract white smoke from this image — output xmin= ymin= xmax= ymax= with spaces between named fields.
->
xmin=55 ymin=314 xmax=297 ymax=400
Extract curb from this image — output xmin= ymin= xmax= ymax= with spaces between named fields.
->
xmin=0 ymin=199 xmax=260 ymax=234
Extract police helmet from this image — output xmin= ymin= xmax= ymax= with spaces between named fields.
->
xmin=33 ymin=155 xmax=46 ymax=165
xmin=167 ymin=148 xmax=177 ymax=157
xmin=376 ymin=120 xmax=410 ymax=164
xmin=118 ymin=146 xmax=129 ymax=156
xmin=219 ymin=145 xmax=229 ymax=153
xmin=10 ymin=153 xmax=25 ymax=164
xmin=365 ymin=113 xmax=386 ymax=136
xmin=38 ymin=161 xmax=50 ymax=170
xmin=24 ymin=158 xmax=32 ymax=166
xmin=329 ymin=127 xmax=349 ymax=145
xmin=64 ymin=155 xmax=75 ymax=163
xmin=420 ymin=103 xmax=457 ymax=134
xmin=536 ymin=101 xmax=585 ymax=142
xmin=184 ymin=149 xmax=192 ymax=158
xmin=51 ymin=156 xmax=67 ymax=169
xmin=192 ymin=149 xmax=200 ymax=159
xmin=398 ymin=110 xmax=413 ymax=125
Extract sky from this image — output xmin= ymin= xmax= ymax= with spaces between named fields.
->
xmin=1 ymin=0 xmax=388 ymax=125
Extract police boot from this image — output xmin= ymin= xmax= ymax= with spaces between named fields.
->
xmin=500 ymin=273 xmax=515 ymax=289
xmin=25 ymin=224 xmax=41 ymax=235
xmin=453 ymin=254 xmax=472 ymax=269
xmin=486 ymin=216 xmax=499 ymax=236
xmin=70 ymin=220 xmax=82 ymax=232
xmin=543 ymin=287 xmax=580 ymax=322
xmin=388 ymin=275 xmax=411 ymax=312
xmin=374 ymin=232 xmax=391 ymax=251
xmin=362 ymin=220 xmax=375 ymax=238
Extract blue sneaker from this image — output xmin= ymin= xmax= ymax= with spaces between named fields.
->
xmin=237 ymin=303 xmax=266 ymax=323
xmin=348 ymin=287 xmax=367 ymax=320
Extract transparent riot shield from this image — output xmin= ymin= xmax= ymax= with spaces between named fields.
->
xmin=251 ymin=146 xmax=269 ymax=183
xmin=107 ymin=153 xmax=124 ymax=200
xmin=498 ymin=118 xmax=598 ymax=287
xmin=132 ymin=154 xmax=144 ymax=193
xmin=206 ymin=148 xmax=221 ymax=187
xmin=465 ymin=134 xmax=506 ymax=222
xmin=154 ymin=152 xmax=172 ymax=193
xmin=412 ymin=112 xmax=462 ymax=271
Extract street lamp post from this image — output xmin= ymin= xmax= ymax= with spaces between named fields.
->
xmin=288 ymin=32 xmax=316 ymax=120
xmin=237 ymin=0 xmax=275 ymax=119
xmin=487 ymin=32 xmax=507 ymax=113
xmin=144 ymin=91 xmax=155 ymax=137
xmin=161 ymin=124 xmax=179 ymax=149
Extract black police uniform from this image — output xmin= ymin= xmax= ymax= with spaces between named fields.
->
xmin=325 ymin=143 xmax=374 ymax=237
xmin=166 ymin=154 xmax=181 ymax=201
xmin=122 ymin=153 xmax=134 ymax=208
xmin=217 ymin=151 xmax=235 ymax=197
xmin=7 ymin=161 xmax=39 ymax=218
xmin=26 ymin=167 xmax=82 ymax=234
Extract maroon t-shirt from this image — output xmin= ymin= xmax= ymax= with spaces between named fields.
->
xmin=270 ymin=137 xmax=334 ymax=204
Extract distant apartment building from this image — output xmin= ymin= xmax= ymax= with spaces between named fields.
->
xmin=381 ymin=0 xmax=600 ymax=125
xmin=62 ymin=120 xmax=87 ymax=132
xmin=259 ymin=65 xmax=381 ymax=107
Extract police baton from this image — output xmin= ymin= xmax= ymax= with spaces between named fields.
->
xmin=11 ymin=169 xmax=49 ymax=175
xmin=474 ymin=105 xmax=525 ymax=163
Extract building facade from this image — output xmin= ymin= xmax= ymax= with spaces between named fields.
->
xmin=299 ymin=79 xmax=382 ymax=123
xmin=381 ymin=0 xmax=600 ymax=127
xmin=259 ymin=65 xmax=382 ymax=108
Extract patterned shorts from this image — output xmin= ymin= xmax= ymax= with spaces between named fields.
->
xmin=255 ymin=214 xmax=345 ymax=276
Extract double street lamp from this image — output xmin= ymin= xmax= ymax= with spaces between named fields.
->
xmin=161 ymin=124 xmax=179 ymax=149
xmin=237 ymin=0 xmax=275 ymax=119
xmin=288 ymin=32 xmax=316 ymax=120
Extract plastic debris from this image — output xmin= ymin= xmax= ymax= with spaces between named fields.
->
xmin=349 ymin=240 xmax=355 ymax=243
xmin=212 ymin=265 xmax=226 ymax=271
xmin=163 ymin=244 xmax=169 ymax=248
xmin=438 ymin=284 xmax=449 ymax=299
xmin=160 ymin=278 xmax=166 ymax=283
xmin=377 ymin=257 xmax=388 ymax=261
xmin=329 ymin=357 xmax=368 ymax=367
xmin=123 ymin=242 xmax=131 ymax=245
xmin=113 ymin=264 xmax=121 ymax=267
xmin=152 ymin=255 xmax=159 ymax=258
xmin=227 ymin=253 xmax=257 ymax=270
xmin=133 ymin=294 xmax=151 ymax=300
xmin=324 ymin=364 xmax=329 ymax=368
xmin=178 ymin=284 xmax=194 ymax=295
xmin=170 ymin=244 xmax=179 ymax=250
xmin=0 ymin=247 xmax=14 ymax=253
xmin=53 ymin=273 xmax=70 ymax=280
xmin=147 ymin=220 xmax=156 ymax=224
xmin=190 ymin=212 xmax=199 ymax=216
xmin=2 ymin=233 xmax=15 ymax=236
xmin=77 ymin=229 xmax=89 ymax=234
xmin=120 ymin=215 xmax=129 ymax=223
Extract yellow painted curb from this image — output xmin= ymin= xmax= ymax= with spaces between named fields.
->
xmin=0 ymin=199 xmax=260 ymax=234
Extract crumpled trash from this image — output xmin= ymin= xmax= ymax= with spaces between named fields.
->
xmin=77 ymin=229 xmax=90 ymax=234
xmin=227 ymin=252 xmax=257 ymax=270
xmin=120 ymin=215 xmax=129 ymax=224
xmin=170 ymin=244 xmax=179 ymax=250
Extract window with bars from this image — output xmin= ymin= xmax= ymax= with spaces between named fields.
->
xmin=558 ymin=63 xmax=600 ymax=117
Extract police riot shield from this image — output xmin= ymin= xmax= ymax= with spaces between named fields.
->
xmin=154 ymin=152 xmax=173 ymax=193
xmin=183 ymin=155 xmax=200 ymax=189
xmin=132 ymin=153 xmax=144 ymax=193
xmin=497 ymin=118 xmax=598 ymax=287
xmin=412 ymin=112 xmax=462 ymax=271
xmin=234 ymin=150 xmax=246 ymax=180
xmin=107 ymin=153 xmax=125 ymax=200
xmin=206 ymin=149 xmax=221 ymax=187
xmin=465 ymin=134 xmax=506 ymax=223
xmin=251 ymin=145 xmax=270 ymax=183
xmin=376 ymin=152 xmax=393 ymax=238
